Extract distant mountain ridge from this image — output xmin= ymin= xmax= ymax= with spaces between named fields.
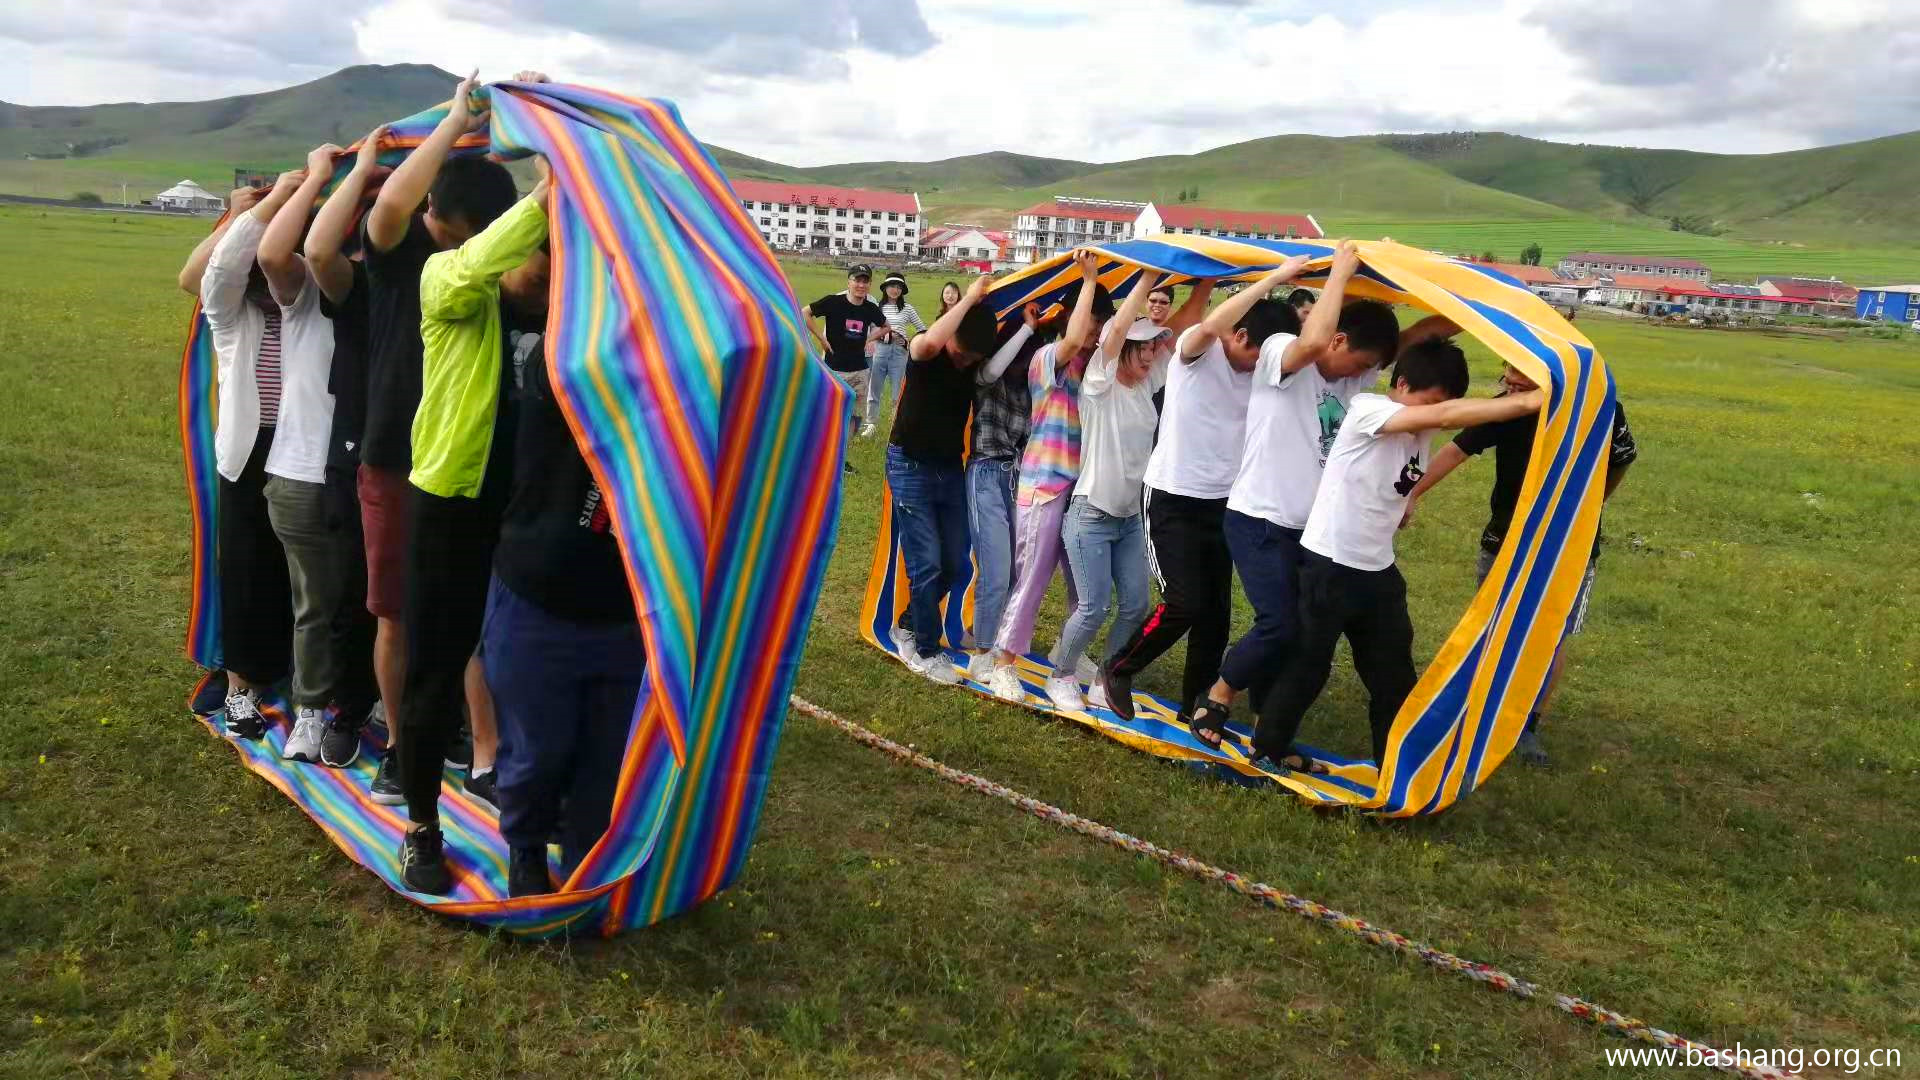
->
xmin=3 ymin=64 xmax=1915 ymax=254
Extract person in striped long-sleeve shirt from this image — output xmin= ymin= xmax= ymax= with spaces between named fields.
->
xmin=864 ymin=272 xmax=926 ymax=437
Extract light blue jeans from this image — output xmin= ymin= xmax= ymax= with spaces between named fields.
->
xmin=966 ymin=458 xmax=1018 ymax=648
xmin=867 ymin=342 xmax=909 ymax=426
xmin=1051 ymin=496 xmax=1150 ymax=673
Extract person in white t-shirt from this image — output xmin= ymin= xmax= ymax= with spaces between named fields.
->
xmin=1098 ymin=258 xmax=1310 ymax=722
xmin=1043 ymin=276 xmax=1177 ymax=712
xmin=1249 ymin=339 xmax=1543 ymax=772
xmin=1186 ymin=242 xmax=1457 ymax=750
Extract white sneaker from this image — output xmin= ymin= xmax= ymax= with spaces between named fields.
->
xmin=1074 ymin=655 xmax=1099 ymax=685
xmin=966 ymin=651 xmax=999 ymax=683
xmin=989 ymin=664 xmax=1025 ymax=702
xmin=1085 ymin=679 xmax=1111 ymax=712
xmin=1045 ymin=675 xmax=1085 ymax=713
xmin=906 ymin=649 xmax=961 ymax=685
xmin=889 ymin=625 xmax=918 ymax=658
xmin=284 ymin=706 xmax=326 ymax=763
xmin=859 ymin=423 xmax=876 ymax=438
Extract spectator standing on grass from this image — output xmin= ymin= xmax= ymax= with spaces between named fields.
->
xmin=1044 ymin=277 xmax=1177 ymax=713
xmin=886 ymin=275 xmax=999 ymax=684
xmin=803 ymin=264 xmax=888 ymax=420
xmin=935 ymin=281 xmax=962 ymax=318
xmin=864 ymin=272 xmax=925 ymax=438
xmin=357 ymin=69 xmax=523 ymax=807
xmin=1250 ymin=341 xmax=1543 ymax=771
xmin=1401 ymin=362 xmax=1637 ymax=767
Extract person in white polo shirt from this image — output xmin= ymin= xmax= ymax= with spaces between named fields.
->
xmin=1248 ymin=339 xmax=1543 ymax=772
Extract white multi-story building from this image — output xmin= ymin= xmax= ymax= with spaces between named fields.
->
xmin=1011 ymin=197 xmax=1145 ymax=265
xmin=1136 ymin=203 xmax=1322 ymax=242
xmin=732 ymin=179 xmax=923 ymax=258
xmin=1557 ymin=252 xmax=1710 ymax=282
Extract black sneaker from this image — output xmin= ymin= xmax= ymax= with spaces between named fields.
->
xmin=370 ymin=752 xmax=405 ymax=805
xmin=444 ymin=726 xmax=473 ymax=770
xmin=1100 ymin=664 xmax=1135 ymax=722
xmin=223 ymin=688 xmax=267 ymax=740
xmin=465 ymin=767 xmax=499 ymax=813
xmin=508 ymin=846 xmax=550 ymax=898
xmin=399 ymin=826 xmax=453 ymax=894
xmin=319 ymin=710 xmax=366 ymax=769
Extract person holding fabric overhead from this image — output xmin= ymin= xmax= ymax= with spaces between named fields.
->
xmin=886 ymin=275 xmax=999 ymax=684
xmin=1098 ymin=261 xmax=1306 ymax=724
xmin=962 ymin=303 xmax=1043 ymax=683
xmin=1401 ymin=362 xmax=1638 ymax=767
xmin=1250 ymin=341 xmax=1544 ymax=771
xmin=980 ymin=252 xmax=1115 ymax=702
xmin=358 ymin=69 xmax=526 ymax=806
xmin=1045 ymin=275 xmax=1178 ymax=713
xmin=865 ymin=272 xmax=925 ymax=438
xmin=395 ymin=152 xmax=553 ymax=895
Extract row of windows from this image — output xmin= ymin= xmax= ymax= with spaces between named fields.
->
xmin=1574 ymin=260 xmax=1707 ymax=278
xmin=742 ymin=200 xmax=915 ymax=222
xmin=761 ymin=231 xmax=903 ymax=253
xmin=758 ymin=217 xmax=904 ymax=236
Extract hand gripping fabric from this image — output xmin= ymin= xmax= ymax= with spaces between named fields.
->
xmin=860 ymin=235 xmax=1613 ymax=817
xmin=179 ymin=83 xmax=850 ymax=934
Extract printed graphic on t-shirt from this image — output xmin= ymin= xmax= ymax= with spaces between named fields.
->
xmin=578 ymin=482 xmax=613 ymax=534
xmin=1393 ymin=455 xmax=1425 ymax=496
xmin=842 ymin=318 xmax=866 ymax=340
xmin=1315 ymin=391 xmax=1347 ymax=461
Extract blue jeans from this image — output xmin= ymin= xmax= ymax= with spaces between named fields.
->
xmin=1216 ymin=508 xmax=1305 ymax=694
xmin=966 ymin=458 xmax=1018 ymax=648
xmin=886 ymin=444 xmax=970 ymax=657
xmin=1051 ymin=496 xmax=1150 ymax=672
xmin=481 ymin=575 xmax=646 ymax=873
xmin=867 ymin=343 xmax=908 ymax=426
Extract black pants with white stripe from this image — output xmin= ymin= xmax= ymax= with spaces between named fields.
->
xmin=1107 ymin=488 xmax=1234 ymax=716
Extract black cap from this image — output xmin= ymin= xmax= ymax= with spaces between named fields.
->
xmin=847 ymin=263 xmax=873 ymax=280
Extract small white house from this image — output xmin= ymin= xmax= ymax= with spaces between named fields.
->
xmin=154 ymin=180 xmax=225 ymax=212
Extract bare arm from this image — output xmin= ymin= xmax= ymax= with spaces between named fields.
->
xmin=366 ymin=69 xmax=485 ymax=253
xmin=1099 ymin=270 xmax=1163 ymax=363
xmin=258 ymin=145 xmax=344 ymax=306
xmin=910 ymin=274 xmax=992 ymax=362
xmin=1193 ymin=257 xmax=1308 ymax=359
xmin=306 ymin=126 xmax=388 ymax=304
xmin=1282 ymin=240 xmax=1359 ymax=375
xmin=1380 ymin=389 xmax=1545 ymax=435
xmin=1166 ymin=278 xmax=1215 ymax=336
xmin=1603 ymin=459 xmax=1631 ymax=499
xmin=1398 ymin=314 xmax=1460 ymax=356
xmin=1055 ymin=249 xmax=1104 ymax=360
xmin=177 ymin=187 xmax=261 ymax=295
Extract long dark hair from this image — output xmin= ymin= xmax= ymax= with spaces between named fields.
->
xmin=937 ymin=280 xmax=962 ymax=318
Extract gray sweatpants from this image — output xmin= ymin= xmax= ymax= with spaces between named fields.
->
xmin=265 ymin=475 xmax=349 ymax=707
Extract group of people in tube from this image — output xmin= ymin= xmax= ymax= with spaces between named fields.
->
xmin=182 ymin=71 xmax=640 ymax=899
xmin=806 ymin=239 xmax=1636 ymax=775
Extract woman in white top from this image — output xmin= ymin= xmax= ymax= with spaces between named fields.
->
xmin=1043 ymin=274 xmax=1176 ymax=713
xmin=864 ymin=272 xmax=926 ymax=437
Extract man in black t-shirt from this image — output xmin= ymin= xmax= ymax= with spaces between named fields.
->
xmin=803 ymin=264 xmax=887 ymax=408
xmin=1403 ymin=363 xmax=1639 ymax=767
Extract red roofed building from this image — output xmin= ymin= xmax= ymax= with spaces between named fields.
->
xmin=920 ymin=224 xmax=1009 ymax=269
xmin=1758 ymin=276 xmax=1857 ymax=315
xmin=1557 ymin=252 xmax=1711 ymax=282
xmin=1012 ymin=197 xmax=1145 ymax=265
xmin=1470 ymin=259 xmax=1599 ymax=304
xmin=732 ymin=179 xmax=924 ymax=257
xmin=1137 ymin=203 xmax=1322 ymax=243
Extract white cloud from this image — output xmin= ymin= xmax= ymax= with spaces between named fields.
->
xmin=2 ymin=0 xmax=1916 ymax=162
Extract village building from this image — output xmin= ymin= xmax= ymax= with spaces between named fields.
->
xmin=731 ymin=179 xmax=924 ymax=257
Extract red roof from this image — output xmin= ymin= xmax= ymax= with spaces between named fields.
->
xmin=733 ymin=179 xmax=918 ymax=215
xmin=1564 ymin=252 xmax=1709 ymax=272
xmin=1599 ymin=272 xmax=1696 ymax=293
xmin=921 ymin=225 xmax=1009 ymax=250
xmin=1156 ymin=204 xmax=1322 ymax=238
xmin=1478 ymin=261 xmax=1595 ymax=287
xmin=1759 ymin=276 xmax=1857 ymax=302
xmin=1017 ymin=199 xmax=1142 ymax=223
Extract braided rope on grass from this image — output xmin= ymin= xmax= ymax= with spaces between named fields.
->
xmin=791 ymin=695 xmax=1795 ymax=1080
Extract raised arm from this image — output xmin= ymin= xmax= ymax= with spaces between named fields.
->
xmin=306 ymin=125 xmax=388 ymax=304
xmin=1166 ymin=278 xmax=1215 ymax=336
xmin=978 ymin=303 xmax=1040 ymax=384
xmin=420 ymin=182 xmax=549 ymax=322
xmin=1099 ymin=269 xmax=1165 ymax=363
xmin=258 ymin=144 xmax=343 ymax=306
xmin=1192 ymin=257 xmax=1309 ymax=360
xmin=1380 ymin=388 xmax=1545 ymax=435
xmin=177 ymin=187 xmax=261 ymax=296
xmin=1055 ymin=249 xmax=1104 ymax=360
xmin=1398 ymin=314 xmax=1460 ymax=357
xmin=910 ymin=274 xmax=992 ymax=361
xmin=201 ymin=174 xmax=307 ymax=322
xmin=365 ymin=69 xmax=486 ymax=253
xmin=1283 ymin=240 xmax=1360 ymax=375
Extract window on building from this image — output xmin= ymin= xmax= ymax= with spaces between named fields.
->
xmin=760 ymin=217 xmax=770 ymax=226
xmin=758 ymin=201 xmax=771 ymax=210
xmin=885 ymin=242 xmax=897 ymax=252
xmin=835 ymin=208 xmax=847 ymax=217
xmin=778 ymin=203 xmax=790 ymax=214
xmin=777 ymin=234 xmax=788 ymax=245
xmin=779 ymin=218 xmax=789 ymax=227
xmin=869 ymin=240 xmax=880 ymax=251
xmin=887 ymin=227 xmax=897 ymax=236
xmin=888 ymin=212 xmax=900 ymax=221
xmin=835 ymin=223 xmax=846 ymax=232
xmin=853 ymin=209 xmax=865 ymax=219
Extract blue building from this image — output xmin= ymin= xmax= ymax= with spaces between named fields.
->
xmin=1855 ymin=285 xmax=1920 ymax=323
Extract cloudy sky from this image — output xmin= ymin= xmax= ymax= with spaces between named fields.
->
xmin=4 ymin=0 xmax=1917 ymax=164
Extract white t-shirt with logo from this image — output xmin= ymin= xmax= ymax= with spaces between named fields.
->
xmin=1302 ymin=393 xmax=1428 ymax=572
xmin=1226 ymin=333 xmax=1376 ymax=529
xmin=1143 ymin=326 xmax=1253 ymax=500
xmin=1073 ymin=345 xmax=1168 ymax=518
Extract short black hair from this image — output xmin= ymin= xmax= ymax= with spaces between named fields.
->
xmin=430 ymin=157 xmax=518 ymax=234
xmin=1148 ymin=283 xmax=1175 ymax=301
xmin=1286 ymin=288 xmax=1316 ymax=309
xmin=1233 ymin=298 xmax=1300 ymax=349
xmin=1336 ymin=300 xmax=1401 ymax=366
xmin=1392 ymin=339 xmax=1470 ymax=399
xmin=1070 ymin=279 xmax=1116 ymax=323
xmin=955 ymin=304 xmax=999 ymax=358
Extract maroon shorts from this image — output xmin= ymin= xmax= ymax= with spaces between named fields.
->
xmin=357 ymin=464 xmax=412 ymax=619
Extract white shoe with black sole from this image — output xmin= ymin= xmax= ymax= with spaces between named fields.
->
xmin=283 ymin=706 xmax=326 ymax=763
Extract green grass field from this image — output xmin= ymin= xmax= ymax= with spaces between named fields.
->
xmin=3 ymin=204 xmax=1918 ymax=1078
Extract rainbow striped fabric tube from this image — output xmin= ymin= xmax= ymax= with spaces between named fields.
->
xmin=860 ymin=234 xmax=1615 ymax=816
xmin=178 ymin=83 xmax=849 ymax=933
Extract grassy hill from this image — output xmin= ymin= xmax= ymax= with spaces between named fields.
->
xmin=5 ymin=64 xmax=1917 ymax=280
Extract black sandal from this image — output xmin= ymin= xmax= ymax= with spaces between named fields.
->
xmin=1251 ymin=744 xmax=1330 ymax=776
xmin=1187 ymin=700 xmax=1238 ymax=750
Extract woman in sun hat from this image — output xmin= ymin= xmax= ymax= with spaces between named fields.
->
xmin=865 ymin=271 xmax=925 ymax=437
